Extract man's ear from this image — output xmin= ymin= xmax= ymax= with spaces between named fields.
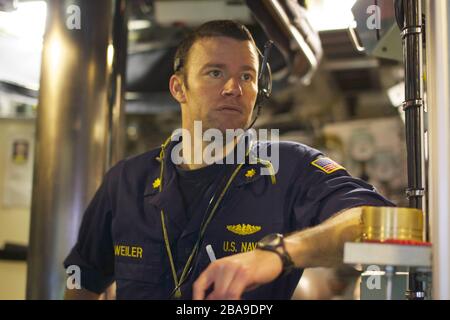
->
xmin=169 ymin=74 xmax=187 ymax=104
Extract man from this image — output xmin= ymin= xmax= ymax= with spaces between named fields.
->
xmin=64 ymin=20 xmax=393 ymax=300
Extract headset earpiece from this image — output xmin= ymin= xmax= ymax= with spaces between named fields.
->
xmin=256 ymin=61 xmax=272 ymax=107
xmin=248 ymin=41 xmax=273 ymax=129
xmin=255 ymin=40 xmax=273 ymax=108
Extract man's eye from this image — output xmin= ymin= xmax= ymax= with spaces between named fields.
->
xmin=241 ymin=73 xmax=253 ymax=81
xmin=208 ymin=70 xmax=223 ymax=78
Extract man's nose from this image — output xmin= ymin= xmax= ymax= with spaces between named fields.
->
xmin=221 ymin=77 xmax=243 ymax=97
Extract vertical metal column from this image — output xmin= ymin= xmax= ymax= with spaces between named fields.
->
xmin=425 ymin=0 xmax=450 ymax=300
xmin=399 ymin=0 xmax=426 ymax=299
xmin=108 ymin=0 xmax=128 ymax=166
xmin=26 ymin=0 xmax=127 ymax=299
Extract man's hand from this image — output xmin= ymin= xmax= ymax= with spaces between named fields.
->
xmin=193 ymin=249 xmax=283 ymax=300
xmin=193 ymin=207 xmax=366 ymax=300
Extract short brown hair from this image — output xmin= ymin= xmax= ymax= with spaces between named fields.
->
xmin=173 ymin=20 xmax=259 ymax=85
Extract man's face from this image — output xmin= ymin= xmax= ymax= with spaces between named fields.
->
xmin=176 ymin=36 xmax=259 ymax=132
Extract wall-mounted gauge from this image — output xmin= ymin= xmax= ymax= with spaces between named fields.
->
xmin=349 ymin=130 xmax=375 ymax=162
xmin=370 ymin=151 xmax=397 ymax=183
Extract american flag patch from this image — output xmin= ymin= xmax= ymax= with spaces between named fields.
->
xmin=311 ymin=157 xmax=345 ymax=174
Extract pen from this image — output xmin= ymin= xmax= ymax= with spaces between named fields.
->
xmin=206 ymin=244 xmax=216 ymax=262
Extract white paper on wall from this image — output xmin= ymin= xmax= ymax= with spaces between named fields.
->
xmin=2 ymin=130 xmax=34 ymax=208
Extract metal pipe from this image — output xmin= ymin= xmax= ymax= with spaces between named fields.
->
xmin=262 ymin=0 xmax=318 ymax=69
xmin=385 ymin=266 xmax=394 ymax=300
xmin=26 ymin=0 xmax=127 ymax=299
xmin=400 ymin=0 xmax=426 ymax=300
xmin=425 ymin=0 xmax=450 ymax=300
xmin=402 ymin=0 xmax=426 ymax=214
xmin=108 ymin=0 xmax=128 ymax=166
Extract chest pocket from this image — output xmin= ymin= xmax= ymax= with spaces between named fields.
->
xmin=114 ymin=260 xmax=171 ymax=299
xmin=113 ymin=241 xmax=167 ymax=284
xmin=115 ymin=261 xmax=165 ymax=283
xmin=113 ymin=241 xmax=172 ymax=299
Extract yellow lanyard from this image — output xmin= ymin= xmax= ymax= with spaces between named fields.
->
xmin=157 ymin=137 xmax=246 ymax=298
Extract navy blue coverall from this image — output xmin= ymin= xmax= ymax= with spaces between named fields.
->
xmin=64 ymin=140 xmax=394 ymax=299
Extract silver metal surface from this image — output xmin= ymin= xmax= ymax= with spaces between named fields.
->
xmin=347 ymin=26 xmax=365 ymax=52
xmin=344 ymin=242 xmax=432 ymax=268
xmin=425 ymin=0 xmax=450 ymax=300
xmin=402 ymin=99 xmax=423 ymax=111
xmin=26 ymin=0 xmax=127 ymax=299
xmin=401 ymin=26 xmax=422 ymax=38
xmin=385 ymin=266 xmax=395 ymax=300
xmin=108 ymin=0 xmax=128 ymax=166
xmin=405 ymin=188 xmax=425 ymax=197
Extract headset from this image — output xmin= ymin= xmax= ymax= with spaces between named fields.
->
xmin=250 ymin=40 xmax=273 ymax=129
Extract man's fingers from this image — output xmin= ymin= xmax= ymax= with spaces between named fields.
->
xmin=194 ymin=251 xmax=269 ymax=300
xmin=225 ymin=266 xmax=253 ymax=299
xmin=206 ymin=265 xmax=252 ymax=300
xmin=193 ymin=265 xmax=216 ymax=300
xmin=208 ymin=264 xmax=237 ymax=299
